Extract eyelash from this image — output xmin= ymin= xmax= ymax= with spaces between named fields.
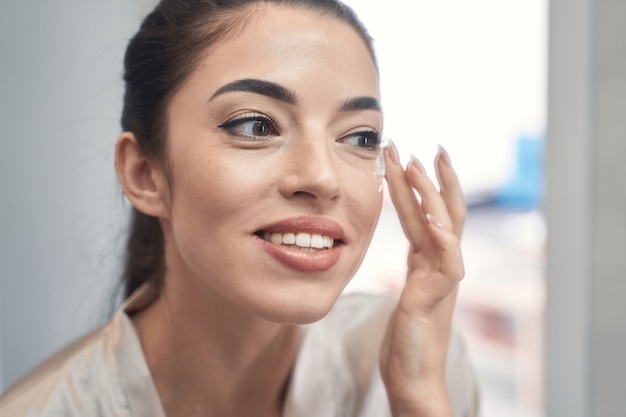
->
xmin=217 ymin=113 xmax=280 ymax=139
xmin=218 ymin=113 xmax=381 ymax=151
xmin=338 ymin=130 xmax=382 ymax=151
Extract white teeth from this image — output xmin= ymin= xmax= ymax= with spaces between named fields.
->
xmin=310 ymin=234 xmax=323 ymax=249
xmin=270 ymin=233 xmax=283 ymax=245
xmin=295 ymin=232 xmax=311 ymax=247
xmin=283 ymin=232 xmax=296 ymax=245
xmin=261 ymin=232 xmax=334 ymax=250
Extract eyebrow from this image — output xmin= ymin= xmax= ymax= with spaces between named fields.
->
xmin=209 ymin=78 xmax=381 ymax=112
xmin=340 ymin=96 xmax=382 ymax=112
xmin=210 ymin=79 xmax=296 ymax=104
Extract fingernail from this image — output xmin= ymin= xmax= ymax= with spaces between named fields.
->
xmin=437 ymin=144 xmax=451 ymax=167
xmin=386 ymin=140 xmax=400 ymax=165
xmin=409 ymin=154 xmax=427 ymax=174
xmin=426 ymin=213 xmax=445 ymax=228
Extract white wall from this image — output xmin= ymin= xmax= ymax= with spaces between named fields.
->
xmin=546 ymin=0 xmax=626 ymax=416
xmin=544 ymin=0 xmax=592 ymax=414
xmin=343 ymin=0 xmax=546 ymax=198
xmin=0 ymin=329 xmax=3 ymax=392
xmin=0 ymin=0 xmax=143 ymax=390
xmin=589 ymin=0 xmax=626 ymax=412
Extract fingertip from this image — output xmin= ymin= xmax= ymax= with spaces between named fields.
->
xmin=384 ymin=144 xmax=407 ymax=183
xmin=437 ymin=144 xmax=452 ymax=167
xmin=385 ymin=140 xmax=401 ymax=165
xmin=425 ymin=213 xmax=445 ymax=228
xmin=425 ymin=213 xmax=454 ymax=241
xmin=408 ymin=154 xmax=427 ymax=175
xmin=425 ymin=213 xmax=459 ymax=248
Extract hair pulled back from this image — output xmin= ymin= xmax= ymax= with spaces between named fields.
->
xmin=120 ymin=0 xmax=376 ymax=299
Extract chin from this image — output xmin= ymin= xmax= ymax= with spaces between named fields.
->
xmin=249 ymin=289 xmax=342 ymax=325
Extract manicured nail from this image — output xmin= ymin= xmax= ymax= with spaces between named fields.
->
xmin=426 ymin=213 xmax=444 ymax=228
xmin=386 ymin=140 xmax=400 ymax=165
xmin=437 ymin=144 xmax=451 ymax=167
xmin=409 ymin=154 xmax=427 ymax=174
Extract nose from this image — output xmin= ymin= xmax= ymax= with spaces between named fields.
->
xmin=278 ymin=134 xmax=343 ymax=204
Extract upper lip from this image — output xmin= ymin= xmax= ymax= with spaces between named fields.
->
xmin=256 ymin=216 xmax=345 ymax=241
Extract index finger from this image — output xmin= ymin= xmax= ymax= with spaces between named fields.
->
xmin=434 ymin=145 xmax=466 ymax=238
xmin=383 ymin=142 xmax=426 ymax=249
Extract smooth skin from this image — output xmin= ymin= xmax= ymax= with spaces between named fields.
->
xmin=115 ymin=4 xmax=466 ymax=417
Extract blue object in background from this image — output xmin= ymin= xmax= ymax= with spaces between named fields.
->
xmin=493 ymin=135 xmax=544 ymax=210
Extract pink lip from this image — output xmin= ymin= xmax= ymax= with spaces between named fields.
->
xmin=258 ymin=216 xmax=345 ymax=239
xmin=255 ymin=216 xmax=345 ymax=273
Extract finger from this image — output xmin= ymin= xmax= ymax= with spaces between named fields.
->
xmin=434 ymin=145 xmax=466 ymax=238
xmin=424 ymin=214 xmax=465 ymax=281
xmin=383 ymin=142 xmax=426 ymax=248
xmin=403 ymin=266 xmax=461 ymax=314
xmin=405 ymin=156 xmax=453 ymax=231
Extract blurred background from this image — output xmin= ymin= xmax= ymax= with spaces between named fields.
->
xmin=1 ymin=1 xmax=624 ymax=416
xmin=343 ymin=1 xmax=546 ymax=416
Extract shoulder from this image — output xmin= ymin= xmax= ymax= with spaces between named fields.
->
xmin=0 ymin=318 xmax=124 ymax=417
xmin=0 ymin=284 xmax=165 ymax=417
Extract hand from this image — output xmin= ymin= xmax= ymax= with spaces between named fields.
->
xmin=380 ymin=142 xmax=466 ymax=417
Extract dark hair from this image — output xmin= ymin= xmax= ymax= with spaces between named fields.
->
xmin=120 ymin=0 xmax=376 ymax=299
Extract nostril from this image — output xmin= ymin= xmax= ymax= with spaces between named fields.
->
xmin=291 ymin=190 xmax=317 ymax=199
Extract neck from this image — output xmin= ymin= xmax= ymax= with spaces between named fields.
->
xmin=133 ymin=278 xmax=300 ymax=417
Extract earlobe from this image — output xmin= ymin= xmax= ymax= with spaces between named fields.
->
xmin=115 ymin=132 xmax=169 ymax=219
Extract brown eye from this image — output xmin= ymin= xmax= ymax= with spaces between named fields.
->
xmin=338 ymin=130 xmax=381 ymax=151
xmin=251 ymin=119 xmax=272 ymax=136
xmin=218 ymin=115 xmax=279 ymax=139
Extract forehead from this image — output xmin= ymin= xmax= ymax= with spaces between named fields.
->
xmin=188 ymin=4 xmax=380 ymax=99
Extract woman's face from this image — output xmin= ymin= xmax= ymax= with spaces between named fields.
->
xmin=160 ymin=5 xmax=383 ymax=323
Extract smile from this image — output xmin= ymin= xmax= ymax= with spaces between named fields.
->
xmin=261 ymin=232 xmax=334 ymax=252
xmin=255 ymin=216 xmax=345 ymax=271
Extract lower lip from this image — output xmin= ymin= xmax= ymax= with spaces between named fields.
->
xmin=255 ymin=236 xmax=342 ymax=273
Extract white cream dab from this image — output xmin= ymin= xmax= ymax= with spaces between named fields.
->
xmin=374 ymin=147 xmax=386 ymax=192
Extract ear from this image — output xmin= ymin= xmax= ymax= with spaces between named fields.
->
xmin=115 ymin=131 xmax=170 ymax=219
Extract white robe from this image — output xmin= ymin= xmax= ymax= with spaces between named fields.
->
xmin=0 ymin=285 xmax=479 ymax=416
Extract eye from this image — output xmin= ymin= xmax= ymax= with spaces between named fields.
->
xmin=339 ymin=130 xmax=381 ymax=151
xmin=218 ymin=114 xmax=279 ymax=139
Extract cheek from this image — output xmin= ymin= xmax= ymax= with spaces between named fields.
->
xmin=364 ymin=191 xmax=384 ymax=230
xmin=171 ymin=151 xmax=270 ymax=213
xmin=166 ymin=155 xmax=271 ymax=271
xmin=346 ymin=166 xmax=384 ymax=231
